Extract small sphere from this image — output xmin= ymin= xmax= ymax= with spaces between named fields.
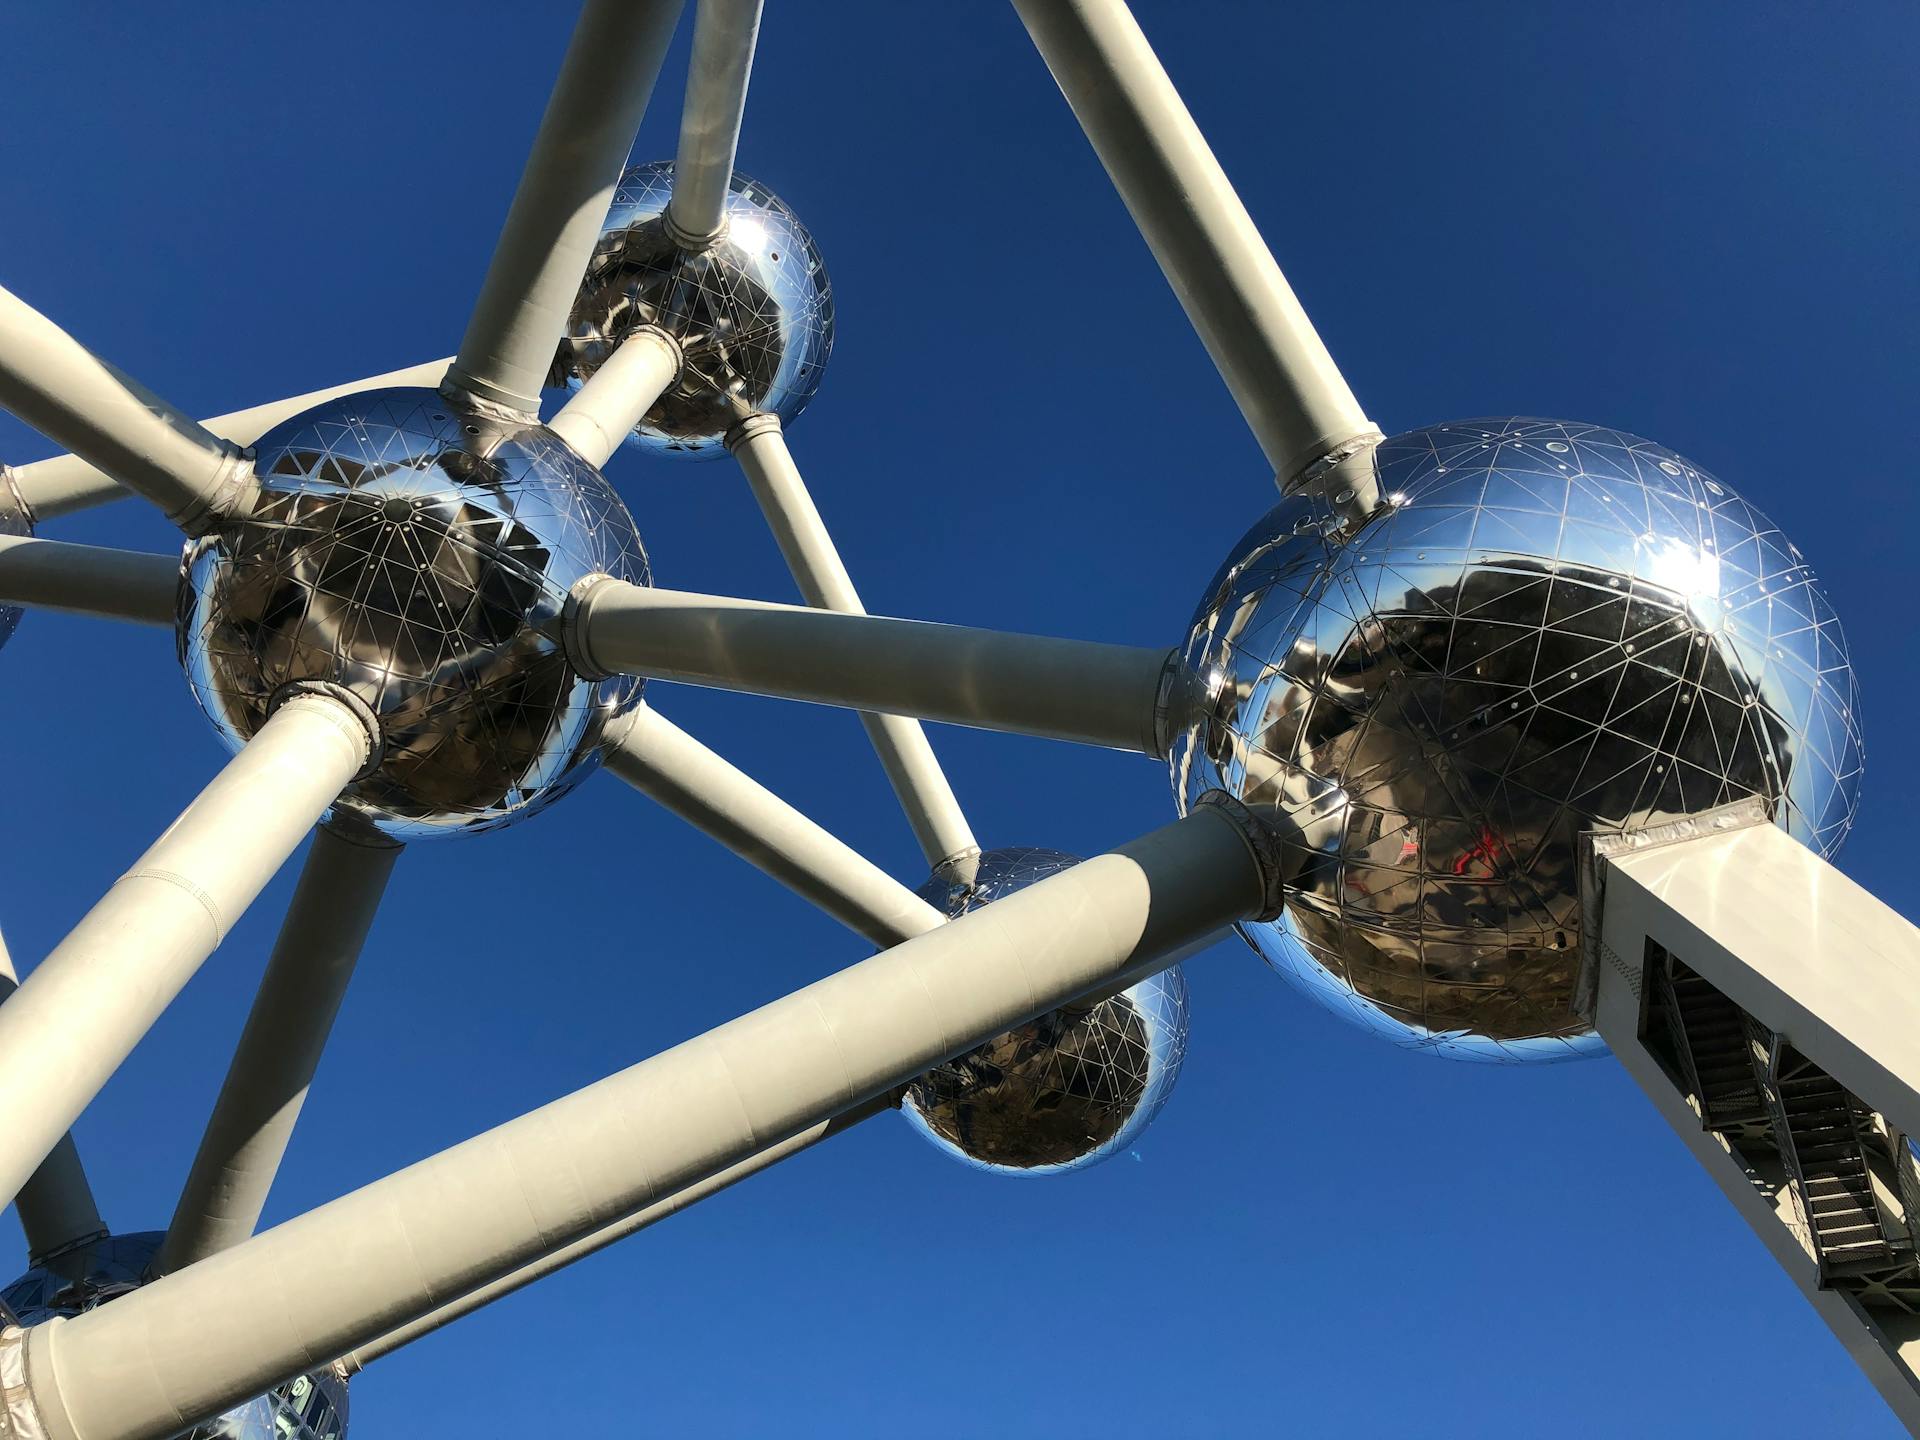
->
xmin=552 ymin=161 xmax=834 ymax=459
xmin=0 ymin=469 xmax=31 ymax=651
xmin=902 ymin=847 xmax=1190 ymax=1175
xmin=1172 ymin=418 xmax=1863 ymax=1062
xmin=179 ymin=387 xmax=649 ymax=840
xmin=1 ymin=1232 xmax=349 ymax=1438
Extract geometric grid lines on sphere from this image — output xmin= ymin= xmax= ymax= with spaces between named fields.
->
xmin=1 ymin=1232 xmax=350 ymax=1439
xmin=902 ymin=848 xmax=1191 ymax=1175
xmin=178 ymin=387 xmax=650 ymax=841
xmin=0 ymin=469 xmax=29 ymax=651
xmin=1171 ymin=418 xmax=1863 ymax=1063
xmin=552 ymin=160 xmax=834 ymax=460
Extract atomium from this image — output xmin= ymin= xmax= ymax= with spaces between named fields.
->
xmin=1 ymin=1233 xmax=349 ymax=1439
xmin=902 ymin=847 xmax=1190 ymax=1174
xmin=179 ymin=387 xmax=651 ymax=840
xmin=1171 ymin=418 xmax=1863 ymax=1061
xmin=552 ymin=160 xmax=834 ymax=459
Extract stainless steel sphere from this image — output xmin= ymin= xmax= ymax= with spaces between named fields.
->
xmin=1 ymin=1232 xmax=349 ymax=1439
xmin=552 ymin=160 xmax=834 ymax=459
xmin=902 ymin=847 xmax=1190 ymax=1174
xmin=179 ymin=387 xmax=649 ymax=840
xmin=1172 ymin=418 xmax=1862 ymax=1062
xmin=0 ymin=469 xmax=31 ymax=650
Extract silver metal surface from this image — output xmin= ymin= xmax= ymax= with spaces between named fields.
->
xmin=903 ymin=847 xmax=1189 ymax=1174
xmin=553 ymin=161 xmax=834 ymax=458
xmin=179 ymin=386 xmax=651 ymax=840
xmin=0 ymin=1234 xmax=347 ymax=1440
xmin=1171 ymin=417 xmax=1863 ymax=1061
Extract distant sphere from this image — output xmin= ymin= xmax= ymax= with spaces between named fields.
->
xmin=1172 ymin=418 xmax=1863 ymax=1062
xmin=179 ymin=387 xmax=649 ymax=840
xmin=0 ymin=469 xmax=30 ymax=650
xmin=552 ymin=161 xmax=834 ymax=459
xmin=1 ymin=1232 xmax=350 ymax=1438
xmin=902 ymin=847 xmax=1190 ymax=1174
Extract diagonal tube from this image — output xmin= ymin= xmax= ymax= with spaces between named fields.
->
xmin=664 ymin=0 xmax=765 ymax=247
xmin=443 ymin=0 xmax=686 ymax=415
xmin=547 ymin=327 xmax=682 ymax=467
xmin=602 ymin=704 xmax=945 ymax=948
xmin=566 ymin=580 xmax=1190 ymax=757
xmin=11 ymin=806 xmax=1266 ymax=1440
xmin=0 ymin=537 xmax=177 ymax=627
xmin=151 ymin=827 xmax=401 ymax=1278
xmin=1010 ymin=0 xmax=1382 ymax=507
xmin=5 ymin=357 xmax=453 ymax=522
xmin=0 ymin=936 xmax=107 ymax=1265
xmin=728 ymin=415 xmax=980 ymax=881
xmin=0 ymin=692 xmax=373 ymax=1209
xmin=344 ymin=1094 xmax=889 ymax=1370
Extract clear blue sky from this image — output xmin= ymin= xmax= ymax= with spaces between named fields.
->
xmin=2 ymin=3 xmax=1918 ymax=1435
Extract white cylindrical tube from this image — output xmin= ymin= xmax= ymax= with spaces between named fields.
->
xmin=547 ymin=328 xmax=682 ymax=467
xmin=568 ymin=580 xmax=1184 ymax=757
xmin=17 ymin=808 xmax=1265 ymax=1440
xmin=443 ymin=0 xmax=686 ymax=414
xmin=151 ymin=827 xmax=401 ymax=1277
xmin=0 ymin=536 xmax=177 ymax=627
xmin=0 ymin=693 xmax=373 ymax=1208
xmin=602 ymin=705 xmax=945 ymax=949
xmin=664 ymin=0 xmax=765 ymax=247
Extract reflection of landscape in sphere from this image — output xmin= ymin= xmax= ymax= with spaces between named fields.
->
xmin=1 ymin=1232 xmax=349 ymax=1439
xmin=1173 ymin=418 xmax=1862 ymax=1063
xmin=903 ymin=847 xmax=1190 ymax=1175
xmin=552 ymin=161 xmax=834 ymax=459
xmin=0 ymin=471 xmax=30 ymax=650
xmin=179 ymin=388 xmax=650 ymax=840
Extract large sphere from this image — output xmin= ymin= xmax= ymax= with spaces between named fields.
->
xmin=0 ymin=469 xmax=30 ymax=650
xmin=1172 ymin=418 xmax=1863 ymax=1062
xmin=179 ymin=387 xmax=649 ymax=840
xmin=1 ymin=1232 xmax=349 ymax=1439
xmin=902 ymin=847 xmax=1190 ymax=1174
xmin=552 ymin=161 xmax=834 ymax=459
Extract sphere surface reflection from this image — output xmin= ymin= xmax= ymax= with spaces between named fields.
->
xmin=903 ymin=847 xmax=1190 ymax=1174
xmin=1172 ymin=418 xmax=1862 ymax=1062
xmin=0 ymin=470 xmax=31 ymax=650
xmin=179 ymin=387 xmax=649 ymax=840
xmin=1 ymin=1232 xmax=349 ymax=1439
xmin=553 ymin=161 xmax=834 ymax=459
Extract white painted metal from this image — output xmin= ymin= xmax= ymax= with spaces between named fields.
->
xmin=0 ymin=538 xmax=176 ymax=627
xmin=568 ymin=579 xmax=1182 ymax=756
xmin=0 ymin=693 xmax=372 ymax=1208
xmin=0 ymin=939 xmax=106 ymax=1266
xmin=602 ymin=704 xmax=945 ymax=948
xmin=728 ymin=415 xmax=980 ymax=879
xmin=152 ymin=828 xmax=400 ymax=1278
xmin=1590 ymin=820 xmax=1920 ymax=1430
xmin=0 ymin=285 xmax=251 ymax=534
xmin=14 ymin=808 xmax=1263 ymax=1440
xmin=665 ymin=0 xmax=765 ymax=247
xmin=443 ymin=0 xmax=685 ymax=415
xmin=345 ymin=1095 xmax=889 ymax=1369
xmin=6 ymin=358 xmax=453 ymax=522
xmin=1009 ymin=0 xmax=1381 ymax=503
xmin=547 ymin=328 xmax=682 ymax=467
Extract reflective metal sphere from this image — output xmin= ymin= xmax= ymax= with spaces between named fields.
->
xmin=1 ymin=1232 xmax=349 ymax=1439
xmin=553 ymin=161 xmax=834 ymax=459
xmin=179 ymin=387 xmax=649 ymax=840
xmin=1173 ymin=419 xmax=1862 ymax=1063
xmin=0 ymin=469 xmax=31 ymax=650
xmin=902 ymin=847 xmax=1190 ymax=1174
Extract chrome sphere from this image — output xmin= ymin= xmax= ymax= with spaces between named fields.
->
xmin=179 ymin=387 xmax=649 ymax=840
xmin=1 ymin=1232 xmax=349 ymax=1439
xmin=0 ymin=469 xmax=30 ymax=650
xmin=552 ymin=161 xmax=834 ymax=459
xmin=1172 ymin=419 xmax=1862 ymax=1062
xmin=902 ymin=847 xmax=1190 ymax=1174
